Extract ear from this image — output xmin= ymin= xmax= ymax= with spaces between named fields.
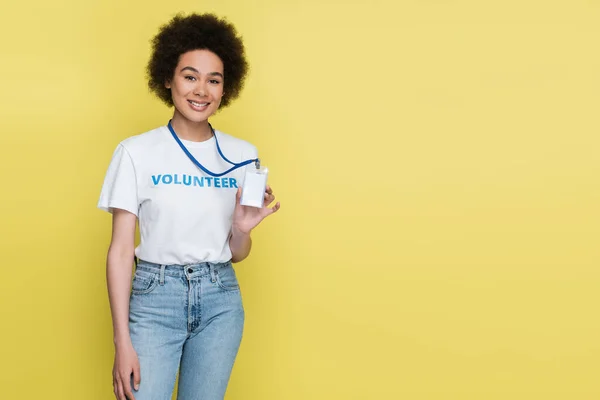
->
xmin=165 ymin=80 xmax=171 ymax=89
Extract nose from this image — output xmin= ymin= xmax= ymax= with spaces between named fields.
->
xmin=194 ymin=81 xmax=207 ymax=97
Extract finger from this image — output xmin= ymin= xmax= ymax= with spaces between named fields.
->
xmin=116 ymin=375 xmax=126 ymax=400
xmin=236 ymin=187 xmax=242 ymax=202
xmin=265 ymin=185 xmax=273 ymax=195
xmin=263 ymin=192 xmax=275 ymax=205
xmin=133 ymin=361 xmax=141 ymax=391
xmin=263 ymin=202 xmax=280 ymax=216
xmin=122 ymin=371 xmax=136 ymax=400
xmin=113 ymin=368 xmax=120 ymax=399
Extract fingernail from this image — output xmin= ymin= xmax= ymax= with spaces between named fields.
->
xmin=135 ymin=384 xmax=139 ymax=390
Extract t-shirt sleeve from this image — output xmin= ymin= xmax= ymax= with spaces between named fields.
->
xmin=97 ymin=144 xmax=139 ymax=216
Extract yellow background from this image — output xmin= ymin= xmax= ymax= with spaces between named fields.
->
xmin=1 ymin=0 xmax=598 ymax=398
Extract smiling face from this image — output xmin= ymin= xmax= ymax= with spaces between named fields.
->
xmin=166 ymin=49 xmax=225 ymax=124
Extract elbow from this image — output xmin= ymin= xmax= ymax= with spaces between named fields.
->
xmin=107 ymin=242 xmax=135 ymax=267
xmin=231 ymin=252 xmax=248 ymax=263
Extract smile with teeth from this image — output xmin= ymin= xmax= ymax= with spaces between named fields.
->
xmin=189 ymin=100 xmax=209 ymax=107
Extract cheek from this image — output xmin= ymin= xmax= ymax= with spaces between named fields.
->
xmin=173 ymin=80 xmax=193 ymax=96
xmin=214 ymin=94 xmax=223 ymax=108
xmin=212 ymin=86 xmax=224 ymax=98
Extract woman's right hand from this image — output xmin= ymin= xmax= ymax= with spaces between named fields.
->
xmin=113 ymin=342 xmax=141 ymax=400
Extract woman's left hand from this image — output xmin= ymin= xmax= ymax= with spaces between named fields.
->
xmin=232 ymin=185 xmax=280 ymax=235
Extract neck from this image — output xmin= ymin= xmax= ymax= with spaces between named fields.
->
xmin=170 ymin=110 xmax=213 ymax=142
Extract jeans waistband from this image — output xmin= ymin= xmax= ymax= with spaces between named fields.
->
xmin=135 ymin=258 xmax=232 ymax=278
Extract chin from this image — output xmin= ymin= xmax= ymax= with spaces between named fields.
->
xmin=177 ymin=108 xmax=216 ymax=123
xmin=189 ymin=114 xmax=213 ymax=122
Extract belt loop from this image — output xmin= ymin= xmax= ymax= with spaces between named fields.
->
xmin=159 ymin=265 xmax=165 ymax=285
xmin=209 ymin=263 xmax=217 ymax=283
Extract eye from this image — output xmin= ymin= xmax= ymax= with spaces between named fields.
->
xmin=209 ymin=79 xmax=221 ymax=84
xmin=185 ymin=75 xmax=196 ymax=81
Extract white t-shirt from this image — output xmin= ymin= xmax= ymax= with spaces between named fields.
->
xmin=98 ymin=125 xmax=258 ymax=265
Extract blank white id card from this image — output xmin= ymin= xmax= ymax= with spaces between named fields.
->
xmin=240 ymin=167 xmax=268 ymax=208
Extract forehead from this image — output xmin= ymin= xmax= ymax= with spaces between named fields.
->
xmin=177 ymin=49 xmax=224 ymax=72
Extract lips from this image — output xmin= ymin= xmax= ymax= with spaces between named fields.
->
xmin=188 ymin=100 xmax=210 ymax=111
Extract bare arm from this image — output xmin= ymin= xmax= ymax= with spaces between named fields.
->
xmin=107 ymin=209 xmax=141 ymax=399
xmin=106 ymin=209 xmax=137 ymax=346
xmin=229 ymin=186 xmax=280 ymax=263
xmin=229 ymin=227 xmax=252 ymax=263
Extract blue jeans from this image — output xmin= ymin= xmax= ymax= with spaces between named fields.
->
xmin=128 ymin=260 xmax=244 ymax=399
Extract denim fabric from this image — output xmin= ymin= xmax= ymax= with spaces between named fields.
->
xmin=128 ymin=260 xmax=244 ymax=399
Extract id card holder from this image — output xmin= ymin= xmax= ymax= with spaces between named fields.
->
xmin=240 ymin=165 xmax=268 ymax=208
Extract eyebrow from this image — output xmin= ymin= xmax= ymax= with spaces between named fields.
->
xmin=180 ymin=66 xmax=224 ymax=78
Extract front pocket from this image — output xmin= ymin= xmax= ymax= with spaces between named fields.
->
xmin=131 ymin=270 xmax=159 ymax=294
xmin=215 ymin=266 xmax=240 ymax=291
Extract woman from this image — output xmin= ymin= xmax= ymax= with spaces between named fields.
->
xmin=98 ymin=13 xmax=280 ymax=400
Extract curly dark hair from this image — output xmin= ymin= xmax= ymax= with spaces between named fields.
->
xmin=147 ymin=13 xmax=249 ymax=109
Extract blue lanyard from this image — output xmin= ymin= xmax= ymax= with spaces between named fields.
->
xmin=167 ymin=120 xmax=259 ymax=177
